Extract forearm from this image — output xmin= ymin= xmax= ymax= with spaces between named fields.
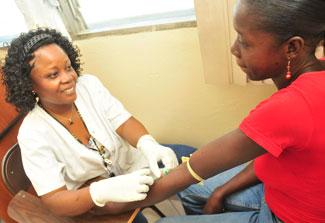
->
xmin=98 ymin=163 xmax=197 ymax=214
xmin=138 ymin=129 xmax=265 ymax=210
xmin=42 ymin=187 xmax=95 ymax=216
xmin=100 ymin=128 xmax=266 ymax=214
xmin=139 ymin=163 xmax=197 ymax=206
xmin=116 ymin=116 xmax=149 ymax=147
xmin=95 ymin=162 xmax=258 ymax=215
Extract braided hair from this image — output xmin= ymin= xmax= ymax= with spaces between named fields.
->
xmin=1 ymin=28 xmax=82 ymax=113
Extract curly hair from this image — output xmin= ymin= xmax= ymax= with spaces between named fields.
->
xmin=1 ymin=28 xmax=82 ymax=113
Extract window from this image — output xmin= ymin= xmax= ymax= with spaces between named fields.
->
xmin=75 ymin=0 xmax=196 ymax=34
xmin=0 ymin=0 xmax=196 ymax=43
xmin=0 ymin=0 xmax=28 ymax=47
xmin=0 ymin=0 xmax=196 ymax=45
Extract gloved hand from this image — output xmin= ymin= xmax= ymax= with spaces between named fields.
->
xmin=137 ymin=135 xmax=178 ymax=178
xmin=89 ymin=168 xmax=154 ymax=207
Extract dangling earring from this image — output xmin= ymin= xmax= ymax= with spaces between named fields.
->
xmin=32 ymin=90 xmax=39 ymax=102
xmin=286 ymin=58 xmax=291 ymax=79
xmin=286 ymin=57 xmax=291 ymax=80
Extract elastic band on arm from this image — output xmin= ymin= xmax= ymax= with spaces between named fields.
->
xmin=186 ymin=160 xmax=203 ymax=182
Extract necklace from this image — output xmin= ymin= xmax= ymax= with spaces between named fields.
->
xmin=43 ymin=104 xmax=74 ymax=125
xmin=68 ymin=108 xmax=112 ymax=168
xmin=40 ymin=103 xmax=113 ymax=170
xmin=74 ymin=110 xmax=112 ymax=168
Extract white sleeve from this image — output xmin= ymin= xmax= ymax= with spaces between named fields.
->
xmin=87 ymin=75 xmax=132 ymax=129
xmin=18 ymin=132 xmax=66 ymax=196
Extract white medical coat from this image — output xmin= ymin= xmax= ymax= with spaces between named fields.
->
xmin=18 ymin=74 xmax=148 ymax=196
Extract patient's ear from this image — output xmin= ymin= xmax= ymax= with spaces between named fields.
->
xmin=285 ymin=36 xmax=304 ymax=59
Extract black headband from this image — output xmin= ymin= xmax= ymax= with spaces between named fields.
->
xmin=23 ymin=33 xmax=52 ymax=57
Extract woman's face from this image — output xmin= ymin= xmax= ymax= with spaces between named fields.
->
xmin=231 ymin=0 xmax=287 ymax=81
xmin=30 ymin=44 xmax=78 ymax=109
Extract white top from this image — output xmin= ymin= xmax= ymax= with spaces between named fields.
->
xmin=18 ymin=74 xmax=148 ymax=196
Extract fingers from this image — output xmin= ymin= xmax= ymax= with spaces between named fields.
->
xmin=149 ymin=160 xmax=162 ymax=178
xmin=130 ymin=168 xmax=154 ymax=185
xmin=138 ymin=175 xmax=154 ymax=186
xmin=132 ymin=193 xmax=147 ymax=201
xmin=130 ymin=168 xmax=155 ymax=185
xmin=129 ymin=182 xmax=149 ymax=201
xmin=136 ymin=184 xmax=150 ymax=193
xmin=90 ymin=170 xmax=155 ymax=204
xmin=161 ymin=149 xmax=178 ymax=170
xmin=132 ymin=168 xmax=151 ymax=176
xmin=163 ymin=159 xmax=178 ymax=170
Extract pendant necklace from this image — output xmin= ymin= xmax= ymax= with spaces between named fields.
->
xmin=42 ymin=104 xmax=74 ymax=125
xmin=40 ymin=103 xmax=113 ymax=171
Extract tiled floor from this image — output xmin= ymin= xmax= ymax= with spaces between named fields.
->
xmin=142 ymin=195 xmax=185 ymax=223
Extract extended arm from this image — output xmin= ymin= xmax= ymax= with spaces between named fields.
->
xmin=97 ymin=128 xmax=266 ymax=214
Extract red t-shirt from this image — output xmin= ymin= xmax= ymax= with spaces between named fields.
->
xmin=240 ymin=70 xmax=325 ymax=223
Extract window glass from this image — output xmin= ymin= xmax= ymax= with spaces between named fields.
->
xmin=0 ymin=0 xmax=28 ymax=47
xmin=78 ymin=0 xmax=196 ymax=32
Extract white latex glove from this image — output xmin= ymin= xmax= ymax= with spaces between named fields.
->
xmin=89 ymin=168 xmax=154 ymax=207
xmin=137 ymin=135 xmax=178 ymax=178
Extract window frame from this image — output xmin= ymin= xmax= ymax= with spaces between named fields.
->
xmin=57 ymin=0 xmax=196 ymax=39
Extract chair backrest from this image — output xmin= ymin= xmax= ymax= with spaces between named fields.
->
xmin=1 ymin=143 xmax=31 ymax=195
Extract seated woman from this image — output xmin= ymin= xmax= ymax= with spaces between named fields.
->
xmin=94 ymin=0 xmax=325 ymax=222
xmin=1 ymin=28 xmax=196 ymax=223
